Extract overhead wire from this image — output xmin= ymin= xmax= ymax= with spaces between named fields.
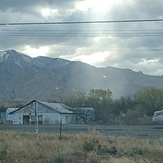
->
xmin=0 ymin=18 xmax=163 ymax=26
xmin=0 ymin=19 xmax=163 ymax=52
xmin=0 ymin=30 xmax=163 ymax=37
xmin=0 ymin=19 xmax=163 ymax=37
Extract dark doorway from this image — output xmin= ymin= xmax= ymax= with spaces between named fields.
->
xmin=23 ymin=115 xmax=30 ymax=124
xmin=38 ymin=115 xmax=43 ymax=124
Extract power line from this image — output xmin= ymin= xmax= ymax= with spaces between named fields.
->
xmin=0 ymin=31 xmax=163 ymax=36
xmin=1 ymin=49 xmax=163 ymax=52
xmin=1 ymin=19 xmax=163 ymax=26
xmin=54 ymin=49 xmax=163 ymax=51
xmin=23 ymin=49 xmax=163 ymax=52
xmin=1 ymin=34 xmax=163 ymax=37
xmin=1 ymin=29 xmax=163 ymax=31
xmin=1 ymin=32 xmax=163 ymax=34
xmin=1 ymin=29 xmax=163 ymax=37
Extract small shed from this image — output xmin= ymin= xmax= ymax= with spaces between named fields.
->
xmin=6 ymin=108 xmax=19 ymax=123
xmin=9 ymin=100 xmax=77 ymax=124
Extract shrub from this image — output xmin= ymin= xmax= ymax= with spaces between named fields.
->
xmin=124 ymin=147 xmax=143 ymax=157
xmin=3 ymin=120 xmax=13 ymax=124
xmin=83 ymin=139 xmax=99 ymax=152
xmin=100 ymin=146 xmax=117 ymax=155
xmin=88 ymin=159 xmax=100 ymax=163
xmin=54 ymin=156 xmax=66 ymax=163
xmin=0 ymin=149 xmax=7 ymax=161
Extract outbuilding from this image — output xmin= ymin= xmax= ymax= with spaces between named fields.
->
xmin=6 ymin=108 xmax=19 ymax=123
xmin=9 ymin=100 xmax=77 ymax=124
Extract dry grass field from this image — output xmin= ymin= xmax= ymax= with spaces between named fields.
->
xmin=0 ymin=129 xmax=163 ymax=163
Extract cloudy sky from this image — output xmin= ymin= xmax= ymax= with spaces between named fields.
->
xmin=0 ymin=0 xmax=163 ymax=76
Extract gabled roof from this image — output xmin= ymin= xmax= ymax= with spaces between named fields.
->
xmin=10 ymin=100 xmax=74 ymax=114
xmin=38 ymin=101 xmax=74 ymax=114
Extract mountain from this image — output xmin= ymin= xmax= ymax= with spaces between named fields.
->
xmin=0 ymin=49 xmax=163 ymax=102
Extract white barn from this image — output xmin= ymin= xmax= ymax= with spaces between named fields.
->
xmin=9 ymin=100 xmax=77 ymax=124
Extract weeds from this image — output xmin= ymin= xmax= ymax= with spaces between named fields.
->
xmin=0 ymin=130 xmax=163 ymax=163
xmin=83 ymin=139 xmax=99 ymax=152
xmin=99 ymin=145 xmax=117 ymax=155
xmin=0 ymin=149 xmax=7 ymax=161
xmin=123 ymin=147 xmax=143 ymax=157
xmin=54 ymin=156 xmax=66 ymax=163
xmin=88 ymin=159 xmax=100 ymax=163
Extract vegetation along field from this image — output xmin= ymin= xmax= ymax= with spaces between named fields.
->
xmin=0 ymin=129 xmax=163 ymax=163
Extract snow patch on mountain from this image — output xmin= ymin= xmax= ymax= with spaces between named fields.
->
xmin=0 ymin=49 xmax=72 ymax=72
xmin=0 ymin=50 xmax=10 ymax=62
xmin=0 ymin=49 xmax=33 ymax=67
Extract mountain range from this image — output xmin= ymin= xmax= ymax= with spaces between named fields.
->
xmin=0 ymin=49 xmax=163 ymax=102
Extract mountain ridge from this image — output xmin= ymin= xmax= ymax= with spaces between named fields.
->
xmin=0 ymin=49 xmax=163 ymax=102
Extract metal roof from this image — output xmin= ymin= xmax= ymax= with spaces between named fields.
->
xmin=10 ymin=100 xmax=74 ymax=114
xmin=37 ymin=101 xmax=74 ymax=114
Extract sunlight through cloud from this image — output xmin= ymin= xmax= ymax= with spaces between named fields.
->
xmin=40 ymin=8 xmax=58 ymax=17
xmin=72 ymin=52 xmax=109 ymax=65
xmin=75 ymin=0 xmax=116 ymax=11
xmin=23 ymin=46 xmax=49 ymax=58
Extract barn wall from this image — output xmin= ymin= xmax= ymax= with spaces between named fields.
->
xmin=11 ymin=113 xmax=78 ymax=124
xmin=60 ymin=114 xmax=77 ymax=124
xmin=43 ymin=113 xmax=61 ymax=124
xmin=11 ymin=113 xmax=22 ymax=124
xmin=43 ymin=113 xmax=77 ymax=124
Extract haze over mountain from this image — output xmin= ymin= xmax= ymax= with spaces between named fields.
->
xmin=0 ymin=49 xmax=163 ymax=102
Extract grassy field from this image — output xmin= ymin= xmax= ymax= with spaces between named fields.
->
xmin=0 ymin=129 xmax=163 ymax=163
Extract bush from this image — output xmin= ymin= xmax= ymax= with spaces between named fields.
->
xmin=83 ymin=139 xmax=99 ymax=152
xmin=3 ymin=120 xmax=13 ymax=124
xmin=0 ymin=149 xmax=7 ymax=161
xmin=100 ymin=146 xmax=117 ymax=155
xmin=88 ymin=159 xmax=100 ymax=163
xmin=124 ymin=147 xmax=143 ymax=157
xmin=54 ymin=156 xmax=66 ymax=163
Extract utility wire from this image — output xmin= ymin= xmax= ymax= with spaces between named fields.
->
xmin=0 ymin=31 xmax=163 ymax=36
xmin=1 ymin=34 xmax=162 ymax=37
xmin=1 ymin=29 xmax=163 ymax=37
xmin=1 ymin=19 xmax=163 ymax=26
xmin=1 ymin=32 xmax=163 ymax=34
xmin=20 ymin=49 xmax=163 ymax=52
xmin=1 ymin=29 xmax=163 ymax=31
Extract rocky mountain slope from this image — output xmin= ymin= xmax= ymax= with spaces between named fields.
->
xmin=0 ymin=49 xmax=163 ymax=102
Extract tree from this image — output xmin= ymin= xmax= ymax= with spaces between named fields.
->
xmin=59 ymin=92 xmax=89 ymax=107
xmin=135 ymin=87 xmax=163 ymax=116
xmin=113 ymin=96 xmax=134 ymax=115
xmin=60 ymin=89 xmax=113 ymax=123
xmin=87 ymin=89 xmax=113 ymax=123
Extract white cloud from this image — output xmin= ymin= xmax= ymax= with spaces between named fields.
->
xmin=71 ymin=52 xmax=110 ymax=65
xmin=40 ymin=8 xmax=58 ymax=17
xmin=75 ymin=0 xmax=119 ymax=12
xmin=23 ymin=46 xmax=50 ymax=57
xmin=139 ymin=58 xmax=160 ymax=65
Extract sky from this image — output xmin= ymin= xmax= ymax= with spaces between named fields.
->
xmin=0 ymin=0 xmax=163 ymax=76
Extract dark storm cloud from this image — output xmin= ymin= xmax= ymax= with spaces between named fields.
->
xmin=0 ymin=0 xmax=91 ymax=48
xmin=0 ymin=0 xmax=78 ymax=12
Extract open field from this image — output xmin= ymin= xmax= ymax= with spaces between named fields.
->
xmin=0 ymin=129 xmax=163 ymax=163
